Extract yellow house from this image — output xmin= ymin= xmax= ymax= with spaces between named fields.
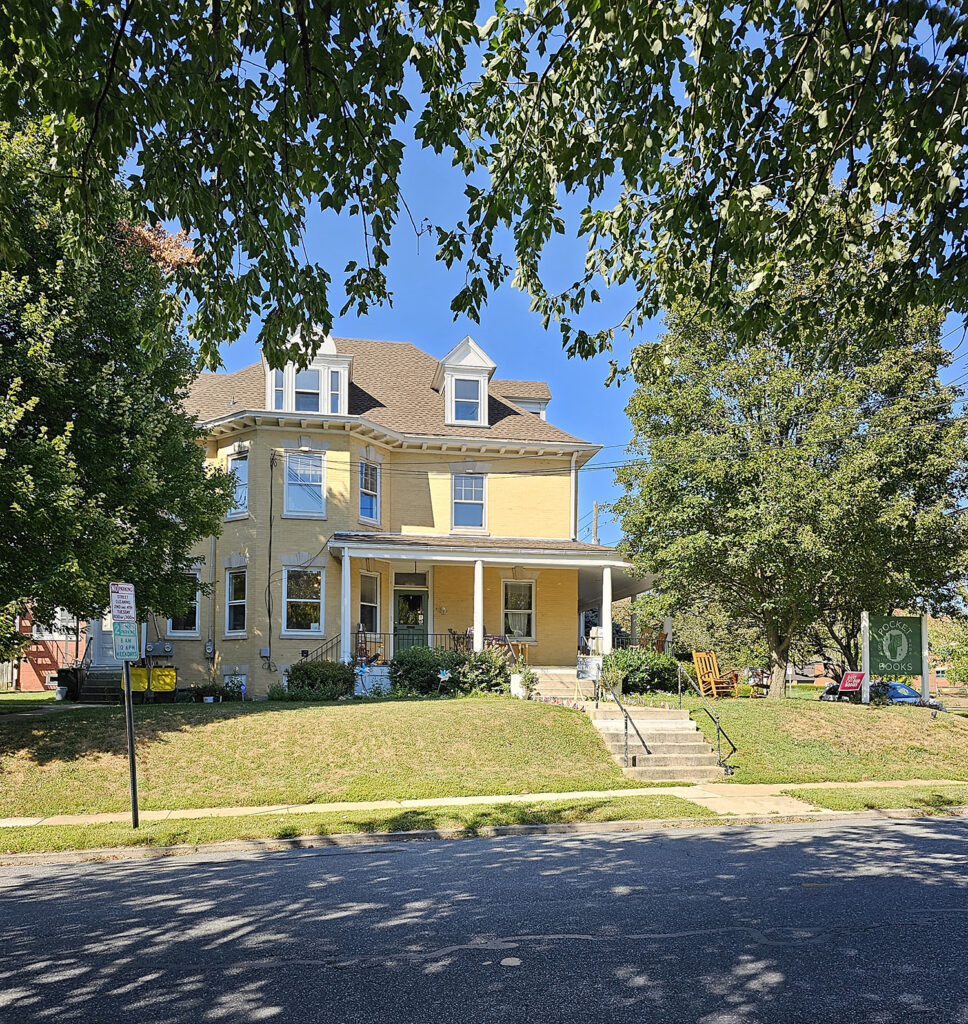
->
xmin=120 ymin=335 xmax=649 ymax=694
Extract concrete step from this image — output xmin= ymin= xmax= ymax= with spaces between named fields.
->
xmin=587 ymin=707 xmax=692 ymax=721
xmin=610 ymin=752 xmax=721 ymax=768
xmin=602 ymin=738 xmax=715 ymax=757
xmin=622 ymin=765 xmax=724 ymax=783
xmin=594 ymin=721 xmax=701 ymax=737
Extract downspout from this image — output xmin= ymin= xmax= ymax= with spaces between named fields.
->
xmin=570 ymin=452 xmax=578 ymax=540
xmin=208 ymin=532 xmax=216 ymax=684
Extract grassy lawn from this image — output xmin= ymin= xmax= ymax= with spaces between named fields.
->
xmin=0 ymin=697 xmax=643 ymax=817
xmin=0 ymin=794 xmax=715 ymax=856
xmin=0 ymin=691 xmax=56 ymax=715
xmin=682 ymin=696 xmax=968 ymax=784
xmin=784 ymin=784 xmax=968 ymax=813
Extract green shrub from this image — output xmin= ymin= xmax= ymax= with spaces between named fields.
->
xmin=602 ymin=648 xmax=681 ymax=694
xmin=275 ymin=660 xmax=355 ymax=701
xmin=389 ymin=646 xmax=469 ymax=695
xmin=461 ymin=649 xmax=511 ymax=694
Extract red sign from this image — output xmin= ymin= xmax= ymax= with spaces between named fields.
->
xmin=839 ymin=671 xmax=866 ymax=692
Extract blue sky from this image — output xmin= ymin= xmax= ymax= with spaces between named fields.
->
xmin=217 ymin=140 xmax=645 ymax=547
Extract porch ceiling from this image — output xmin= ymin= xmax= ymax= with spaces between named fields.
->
xmin=577 ymin=565 xmax=654 ymax=612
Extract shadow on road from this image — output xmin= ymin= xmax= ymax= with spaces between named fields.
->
xmin=1 ymin=817 xmax=967 ymax=1022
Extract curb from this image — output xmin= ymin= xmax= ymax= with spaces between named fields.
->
xmin=3 ymin=806 xmax=966 ymax=868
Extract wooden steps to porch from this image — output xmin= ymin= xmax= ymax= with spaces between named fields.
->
xmin=586 ymin=706 xmax=724 ymax=783
xmin=530 ymin=667 xmax=596 ymax=701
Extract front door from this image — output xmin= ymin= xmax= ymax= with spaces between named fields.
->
xmin=394 ymin=591 xmax=428 ymax=652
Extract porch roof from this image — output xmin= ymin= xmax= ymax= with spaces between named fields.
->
xmin=329 ymin=532 xmax=654 ymax=609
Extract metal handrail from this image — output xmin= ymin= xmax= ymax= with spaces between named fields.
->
xmin=300 ymin=635 xmax=341 ymax=664
xmin=593 ymin=676 xmax=653 ymax=767
xmin=677 ymin=663 xmax=737 ymax=771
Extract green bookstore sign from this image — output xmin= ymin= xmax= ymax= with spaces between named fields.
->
xmin=869 ymin=615 xmax=922 ymax=676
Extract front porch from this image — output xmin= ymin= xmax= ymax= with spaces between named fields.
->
xmin=328 ymin=532 xmax=653 ymax=668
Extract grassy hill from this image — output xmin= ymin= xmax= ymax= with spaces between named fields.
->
xmin=0 ymin=697 xmax=638 ymax=817
xmin=686 ymin=695 xmax=968 ymax=784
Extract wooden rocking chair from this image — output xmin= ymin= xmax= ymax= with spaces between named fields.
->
xmin=692 ymin=651 xmax=740 ymax=698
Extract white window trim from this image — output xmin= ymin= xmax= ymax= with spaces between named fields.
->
xmin=281 ymin=567 xmax=326 ymax=637
xmin=225 ymin=452 xmax=249 ymax=520
xmin=283 ymin=450 xmax=327 ymax=519
xmin=167 ymin=570 xmax=202 ymax=638
xmin=224 ymin=568 xmax=247 ymax=637
xmin=327 ymin=368 xmax=345 ymax=415
xmin=359 ymin=571 xmax=380 ymax=634
xmin=502 ymin=579 xmax=536 ymax=642
xmin=359 ymin=460 xmax=381 ymax=525
xmin=293 ymin=367 xmax=322 ymax=413
xmin=451 ymin=471 xmax=488 ymax=533
xmin=445 ymin=372 xmax=489 ymax=427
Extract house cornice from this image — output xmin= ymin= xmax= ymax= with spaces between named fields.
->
xmin=200 ymin=409 xmax=601 ymax=460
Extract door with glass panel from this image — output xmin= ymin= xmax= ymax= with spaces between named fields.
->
xmin=393 ymin=591 xmax=428 ymax=651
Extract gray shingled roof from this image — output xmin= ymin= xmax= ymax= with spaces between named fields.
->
xmin=186 ymin=337 xmax=588 ymax=445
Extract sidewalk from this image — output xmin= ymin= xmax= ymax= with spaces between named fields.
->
xmin=3 ymin=778 xmax=963 ymax=829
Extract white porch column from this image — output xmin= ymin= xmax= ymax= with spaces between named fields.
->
xmin=663 ymin=615 xmax=674 ymax=652
xmin=473 ymin=559 xmax=484 ymax=653
xmin=601 ymin=566 xmax=613 ymax=655
xmin=340 ymin=549 xmax=352 ymax=662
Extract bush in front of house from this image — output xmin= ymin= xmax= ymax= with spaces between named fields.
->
xmin=602 ymin=648 xmax=681 ymax=694
xmin=460 ymin=649 xmax=511 ymax=694
xmin=388 ymin=646 xmax=469 ymax=695
xmin=269 ymin=660 xmax=355 ymax=702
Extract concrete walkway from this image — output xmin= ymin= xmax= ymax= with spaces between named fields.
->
xmin=2 ymin=778 xmax=963 ymax=829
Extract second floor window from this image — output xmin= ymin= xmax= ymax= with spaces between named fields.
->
xmin=228 ymin=453 xmax=248 ymax=516
xmin=169 ymin=572 xmax=201 ymax=635
xmin=273 ymin=369 xmax=284 ymax=410
xmin=294 ymin=368 xmax=320 ymax=411
xmin=285 ymin=452 xmax=325 ymax=516
xmin=453 ymin=473 xmax=485 ymax=529
xmin=226 ymin=569 xmax=247 ymax=634
xmin=360 ymin=461 xmax=379 ymax=522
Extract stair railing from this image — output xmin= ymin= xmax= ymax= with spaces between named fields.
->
xmin=299 ymin=635 xmax=341 ymax=664
xmin=594 ymin=676 xmax=653 ymax=767
xmin=677 ymin=663 xmax=737 ymax=771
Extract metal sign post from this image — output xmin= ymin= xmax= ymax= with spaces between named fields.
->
xmin=861 ymin=612 xmax=871 ymax=705
xmin=920 ymin=615 xmax=931 ymax=702
xmin=110 ymin=583 xmax=139 ymax=829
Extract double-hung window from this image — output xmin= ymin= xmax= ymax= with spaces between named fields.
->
xmin=225 ymin=569 xmax=247 ymax=634
xmin=227 ymin=453 xmax=248 ymax=517
xmin=452 ymin=473 xmax=485 ymax=529
xmin=359 ymin=461 xmax=380 ymax=523
xmin=503 ymin=581 xmax=535 ymax=640
xmin=284 ymin=451 xmax=325 ymax=517
xmin=453 ymin=378 xmax=481 ymax=422
xmin=328 ymin=369 xmax=342 ymax=414
xmin=294 ymin=368 xmax=320 ymax=411
xmin=273 ymin=369 xmax=284 ymax=410
xmin=169 ymin=572 xmax=201 ymax=636
xmin=359 ymin=573 xmax=379 ymax=633
xmin=283 ymin=568 xmax=324 ymax=634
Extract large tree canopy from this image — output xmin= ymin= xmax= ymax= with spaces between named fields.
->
xmin=0 ymin=123 xmax=233 ymax=657
xmin=1 ymin=3 xmax=966 ymax=363
xmin=613 ymin=275 xmax=968 ymax=697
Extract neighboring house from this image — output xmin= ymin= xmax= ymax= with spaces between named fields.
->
xmin=88 ymin=335 xmax=650 ymax=694
xmin=13 ymin=608 xmax=86 ymax=691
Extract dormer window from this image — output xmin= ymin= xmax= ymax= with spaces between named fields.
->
xmin=434 ymin=336 xmax=496 ymax=429
xmin=263 ymin=335 xmax=353 ymax=416
xmin=294 ymin=368 xmax=320 ymax=411
xmin=453 ymin=378 xmax=481 ymax=422
xmin=328 ymin=369 xmax=343 ymax=414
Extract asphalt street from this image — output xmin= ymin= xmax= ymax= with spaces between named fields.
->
xmin=1 ymin=817 xmax=967 ymax=1023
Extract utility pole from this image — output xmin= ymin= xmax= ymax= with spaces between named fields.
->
xmin=592 ymin=501 xmax=599 ymax=544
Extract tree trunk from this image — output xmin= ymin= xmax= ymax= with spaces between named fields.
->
xmin=765 ymin=626 xmax=790 ymax=699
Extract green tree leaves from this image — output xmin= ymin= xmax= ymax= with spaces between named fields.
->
xmin=0 ymin=123 xmax=233 ymax=641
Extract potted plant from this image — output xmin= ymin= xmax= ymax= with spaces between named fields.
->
xmin=510 ymin=655 xmax=534 ymax=698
